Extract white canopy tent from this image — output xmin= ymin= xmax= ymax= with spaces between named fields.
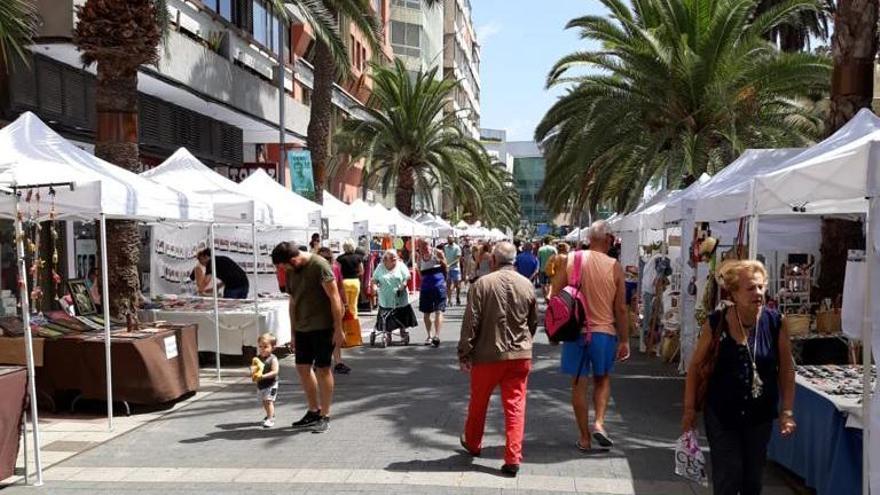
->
xmin=239 ymin=169 xmax=320 ymax=229
xmin=0 ymin=113 xmax=215 ymax=485
xmin=749 ymin=114 xmax=880 ymax=495
xmin=389 ymin=207 xmax=434 ymax=237
xmin=143 ymin=148 xmax=276 ymax=381
xmin=322 ymin=191 xmax=357 ymax=237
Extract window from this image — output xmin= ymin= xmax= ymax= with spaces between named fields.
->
xmin=361 ymin=46 xmax=367 ymax=70
xmin=253 ymin=0 xmax=267 ymax=47
xmin=204 ymin=0 xmax=232 ymax=20
xmin=391 ymin=21 xmax=420 ymax=58
xmin=392 ymin=0 xmax=421 ymax=9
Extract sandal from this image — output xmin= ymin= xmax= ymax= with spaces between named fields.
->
xmin=576 ymin=440 xmax=591 ymax=452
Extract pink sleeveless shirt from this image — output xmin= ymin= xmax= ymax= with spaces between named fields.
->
xmin=569 ymin=250 xmax=619 ymax=335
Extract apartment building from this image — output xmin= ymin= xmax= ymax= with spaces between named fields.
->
xmin=479 ymin=127 xmax=514 ymax=174
xmin=509 ymin=141 xmax=551 ymax=227
xmin=443 ymin=0 xmax=480 ymax=139
xmin=0 ymin=0 xmax=388 ymax=200
xmin=389 ymin=0 xmax=444 ymax=78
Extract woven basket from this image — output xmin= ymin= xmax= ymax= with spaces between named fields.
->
xmin=786 ymin=314 xmax=812 ymax=336
xmin=816 ymin=310 xmax=841 ymax=335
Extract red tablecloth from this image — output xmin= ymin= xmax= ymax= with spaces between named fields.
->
xmin=0 ymin=366 xmax=26 ymax=480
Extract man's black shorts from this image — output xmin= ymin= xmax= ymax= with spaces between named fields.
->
xmin=294 ymin=329 xmax=334 ymax=368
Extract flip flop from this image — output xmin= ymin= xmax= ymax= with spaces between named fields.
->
xmin=592 ymin=429 xmax=613 ymax=448
xmin=576 ymin=440 xmax=591 ymax=452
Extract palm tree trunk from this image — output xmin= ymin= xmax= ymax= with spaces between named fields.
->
xmin=395 ymin=165 xmax=416 ymax=217
xmin=778 ymin=25 xmax=805 ymax=52
xmin=94 ymin=66 xmax=141 ymax=319
xmin=828 ymin=0 xmax=879 ymax=134
xmin=307 ymin=40 xmax=336 ymax=204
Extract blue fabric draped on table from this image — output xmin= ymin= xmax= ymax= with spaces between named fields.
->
xmin=767 ymin=382 xmax=862 ymax=495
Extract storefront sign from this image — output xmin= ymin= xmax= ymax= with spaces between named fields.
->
xmin=288 ymin=150 xmax=315 ymax=200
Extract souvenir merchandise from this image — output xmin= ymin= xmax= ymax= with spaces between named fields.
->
xmin=797 ymin=365 xmax=874 ymax=400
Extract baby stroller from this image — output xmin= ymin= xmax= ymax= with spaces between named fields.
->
xmin=370 ymin=290 xmax=417 ymax=348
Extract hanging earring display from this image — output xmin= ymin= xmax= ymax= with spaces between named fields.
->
xmin=49 ymin=188 xmax=61 ymax=292
xmin=27 ymin=190 xmax=44 ymax=312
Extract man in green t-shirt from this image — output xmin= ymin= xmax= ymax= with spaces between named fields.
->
xmin=537 ymin=237 xmax=557 ymax=298
xmin=271 ymin=242 xmax=344 ymax=433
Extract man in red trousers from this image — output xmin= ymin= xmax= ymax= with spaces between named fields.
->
xmin=457 ymin=241 xmax=538 ymax=477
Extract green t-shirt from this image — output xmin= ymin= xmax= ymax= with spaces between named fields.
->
xmin=285 ymin=255 xmax=337 ymax=332
xmin=538 ymin=245 xmax=557 ymax=272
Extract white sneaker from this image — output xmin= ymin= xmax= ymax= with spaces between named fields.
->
xmin=262 ymin=417 xmax=275 ymax=428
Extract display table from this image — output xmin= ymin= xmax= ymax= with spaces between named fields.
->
xmin=768 ymin=366 xmax=868 ymax=495
xmin=37 ymin=324 xmax=200 ymax=407
xmin=0 ymin=366 xmax=27 ymax=480
xmin=140 ymin=297 xmax=290 ymax=356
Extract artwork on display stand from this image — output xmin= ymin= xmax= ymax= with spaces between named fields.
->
xmin=67 ymin=279 xmax=96 ymax=316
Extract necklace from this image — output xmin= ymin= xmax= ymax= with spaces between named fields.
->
xmin=734 ymin=307 xmax=763 ymax=399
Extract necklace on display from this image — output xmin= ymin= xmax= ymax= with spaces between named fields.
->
xmin=735 ymin=306 xmax=763 ymax=399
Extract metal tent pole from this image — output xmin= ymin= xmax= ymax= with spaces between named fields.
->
xmin=99 ymin=214 xmax=113 ymax=431
xmin=748 ymin=180 xmax=759 ymax=260
xmin=252 ymin=210 xmax=260 ymax=338
xmin=14 ymin=194 xmax=43 ymax=485
xmin=863 ymin=199 xmax=875 ymax=495
xmin=210 ymin=224 xmax=221 ymax=381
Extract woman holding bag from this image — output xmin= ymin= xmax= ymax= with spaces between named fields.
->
xmin=681 ymin=259 xmax=797 ymax=495
xmin=371 ymin=250 xmax=417 ymax=346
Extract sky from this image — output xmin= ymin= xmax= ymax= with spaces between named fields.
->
xmin=472 ymin=0 xmax=607 ymax=142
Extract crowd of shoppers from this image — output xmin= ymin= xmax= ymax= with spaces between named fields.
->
xmin=257 ymin=224 xmax=794 ymax=489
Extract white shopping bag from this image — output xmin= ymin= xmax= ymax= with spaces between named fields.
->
xmin=675 ymin=429 xmax=708 ymax=486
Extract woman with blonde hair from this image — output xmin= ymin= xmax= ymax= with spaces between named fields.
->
xmin=336 ymin=239 xmax=364 ymax=325
xmin=682 ymin=259 xmax=796 ymax=495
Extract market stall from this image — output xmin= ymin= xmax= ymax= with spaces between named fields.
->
xmin=0 ymin=112 xmax=215 ymax=483
xmin=750 ymin=109 xmax=880 ymax=494
xmin=0 ymin=366 xmax=26 ymax=481
xmin=36 ymin=323 xmax=199 ymax=410
xmin=142 ymin=148 xmax=276 ymax=377
xmin=768 ymin=365 xmax=869 ymax=495
xmin=140 ymin=296 xmax=289 ymax=356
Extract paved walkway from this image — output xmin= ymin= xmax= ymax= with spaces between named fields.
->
xmin=2 ymin=303 xmax=801 ymax=494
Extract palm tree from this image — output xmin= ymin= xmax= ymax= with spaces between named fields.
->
xmin=827 ymin=0 xmax=878 ymax=133
xmin=301 ymin=0 xmax=384 ymax=204
xmin=757 ymin=0 xmax=833 ymax=51
xmin=536 ymin=0 xmax=831 ymax=216
xmin=71 ymin=0 xmax=362 ymax=317
xmin=303 ymin=0 xmax=446 ymax=203
xmin=331 ymin=59 xmax=517 ymax=225
xmin=0 ymin=0 xmax=37 ymax=70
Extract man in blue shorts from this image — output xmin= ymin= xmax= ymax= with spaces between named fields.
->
xmin=444 ymin=236 xmax=463 ymax=306
xmin=559 ymin=221 xmax=629 ymax=451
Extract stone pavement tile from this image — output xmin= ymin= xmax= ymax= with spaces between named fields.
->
xmin=231 ymin=468 xmax=299 ymax=483
xmin=574 ymin=476 xmax=635 ymax=494
xmin=516 ymin=474 xmax=577 ymax=492
xmin=182 ymin=467 xmax=245 ymax=482
xmin=119 ymin=467 xmax=191 ymax=483
xmin=345 ymin=468 xmax=407 ymax=484
xmin=631 ymin=479 xmax=700 ymax=494
xmin=289 ymin=468 xmax=352 ymax=483
xmin=460 ymin=470 xmax=518 ymax=490
xmin=404 ymin=471 xmax=462 ymax=487
xmin=39 ymin=466 xmax=85 ymax=481
xmin=67 ymin=467 xmax=134 ymax=482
